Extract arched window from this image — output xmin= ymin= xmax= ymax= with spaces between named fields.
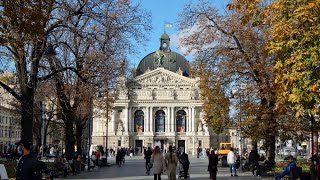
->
xmin=134 ymin=110 xmax=144 ymax=132
xmin=176 ymin=110 xmax=186 ymax=132
xmin=155 ymin=110 xmax=165 ymax=132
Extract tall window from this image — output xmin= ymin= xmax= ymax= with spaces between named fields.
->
xmin=176 ymin=110 xmax=186 ymax=132
xmin=155 ymin=110 xmax=165 ymax=132
xmin=134 ymin=110 xmax=144 ymax=132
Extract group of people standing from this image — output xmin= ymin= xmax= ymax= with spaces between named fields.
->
xmin=144 ymin=145 xmax=190 ymax=180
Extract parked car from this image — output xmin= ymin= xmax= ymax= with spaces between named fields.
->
xmin=297 ymin=149 xmax=307 ymax=157
xmin=283 ymin=148 xmax=297 ymax=156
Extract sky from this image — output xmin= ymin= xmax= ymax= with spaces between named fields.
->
xmin=130 ymin=0 xmax=229 ymax=67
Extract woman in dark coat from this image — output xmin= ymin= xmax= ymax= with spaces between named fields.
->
xmin=208 ymin=150 xmax=219 ymax=180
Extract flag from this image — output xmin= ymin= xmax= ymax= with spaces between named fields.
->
xmin=164 ymin=22 xmax=173 ymax=28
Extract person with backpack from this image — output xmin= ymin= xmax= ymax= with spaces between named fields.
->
xmin=179 ymin=151 xmax=190 ymax=179
xmin=16 ymin=139 xmax=43 ymax=180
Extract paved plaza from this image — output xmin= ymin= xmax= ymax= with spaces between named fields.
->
xmin=57 ymin=156 xmax=274 ymax=180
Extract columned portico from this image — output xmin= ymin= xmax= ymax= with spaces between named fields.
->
xmin=92 ymin=33 xmax=213 ymax=155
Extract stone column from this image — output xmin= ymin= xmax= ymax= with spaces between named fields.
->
xmin=123 ymin=106 xmax=128 ymax=132
xmin=188 ymin=107 xmax=192 ymax=132
xmin=127 ymin=106 xmax=131 ymax=132
xmin=171 ymin=107 xmax=175 ymax=132
xmin=192 ymin=107 xmax=195 ymax=132
xmin=111 ymin=110 xmax=115 ymax=133
xmin=145 ymin=107 xmax=149 ymax=132
xmin=166 ymin=107 xmax=171 ymax=132
xmin=192 ymin=136 xmax=195 ymax=155
xmin=165 ymin=108 xmax=169 ymax=132
xmin=150 ymin=107 xmax=153 ymax=132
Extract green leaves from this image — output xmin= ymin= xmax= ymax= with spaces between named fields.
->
xmin=270 ymin=0 xmax=320 ymax=117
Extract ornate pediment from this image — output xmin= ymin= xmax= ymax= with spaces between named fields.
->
xmin=133 ymin=68 xmax=195 ymax=85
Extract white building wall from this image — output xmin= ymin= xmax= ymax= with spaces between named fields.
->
xmin=92 ymin=68 xmax=216 ymax=155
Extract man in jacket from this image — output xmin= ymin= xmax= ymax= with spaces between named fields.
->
xmin=249 ymin=147 xmax=261 ymax=177
xmin=275 ymin=155 xmax=296 ymax=180
xmin=144 ymin=147 xmax=153 ymax=174
xmin=16 ymin=139 xmax=41 ymax=180
xmin=227 ymin=147 xmax=238 ymax=176
xmin=179 ymin=151 xmax=190 ymax=179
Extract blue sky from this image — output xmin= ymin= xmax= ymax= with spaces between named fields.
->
xmin=130 ymin=0 xmax=229 ymax=67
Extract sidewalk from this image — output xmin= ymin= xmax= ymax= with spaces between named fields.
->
xmin=56 ymin=156 xmax=275 ymax=180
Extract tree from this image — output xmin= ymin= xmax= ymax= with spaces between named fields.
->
xmin=192 ymin=60 xmax=230 ymax=134
xmin=268 ymin=0 xmax=320 ymax=120
xmin=266 ymin=0 xmax=320 ymax=177
xmin=0 ymin=0 xmax=55 ymax=143
xmin=177 ymin=0 xmax=278 ymax=159
xmin=33 ymin=81 xmax=62 ymax=154
xmin=45 ymin=0 xmax=151 ymax=157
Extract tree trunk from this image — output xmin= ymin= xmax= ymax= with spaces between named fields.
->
xmin=75 ymin=123 xmax=83 ymax=156
xmin=266 ymin=133 xmax=276 ymax=161
xmin=64 ymin=120 xmax=75 ymax=159
xmin=20 ymin=96 xmax=34 ymax=143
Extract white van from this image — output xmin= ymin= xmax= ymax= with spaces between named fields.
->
xmin=89 ymin=145 xmax=105 ymax=158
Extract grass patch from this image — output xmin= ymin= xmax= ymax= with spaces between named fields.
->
xmin=274 ymin=160 xmax=310 ymax=173
xmin=0 ymin=159 xmax=17 ymax=179
xmin=0 ymin=159 xmax=55 ymax=179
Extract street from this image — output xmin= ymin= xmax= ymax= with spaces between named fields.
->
xmin=57 ymin=156 xmax=275 ymax=180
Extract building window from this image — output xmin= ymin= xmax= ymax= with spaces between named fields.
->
xmin=134 ymin=110 xmax=144 ymax=132
xmin=118 ymin=140 xmax=121 ymax=146
xmin=155 ymin=110 xmax=165 ymax=132
xmin=176 ymin=110 xmax=186 ymax=132
xmin=199 ymin=140 xmax=202 ymax=147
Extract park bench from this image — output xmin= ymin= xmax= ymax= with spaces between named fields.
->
xmin=283 ymin=166 xmax=302 ymax=180
xmin=259 ymin=160 xmax=276 ymax=177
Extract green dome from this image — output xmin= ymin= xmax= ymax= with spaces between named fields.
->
xmin=136 ymin=33 xmax=190 ymax=77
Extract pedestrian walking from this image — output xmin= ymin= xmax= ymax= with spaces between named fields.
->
xmin=249 ymin=146 xmax=261 ymax=177
xmin=208 ymin=150 xmax=218 ymax=180
xmin=165 ymin=146 xmax=178 ymax=180
xmin=227 ymin=147 xmax=238 ymax=176
xmin=15 ymin=139 xmax=42 ymax=180
xmin=151 ymin=146 xmax=166 ymax=180
xmin=144 ymin=147 xmax=153 ymax=175
xmin=179 ymin=151 xmax=190 ymax=179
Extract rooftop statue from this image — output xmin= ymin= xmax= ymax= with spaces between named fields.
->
xmin=154 ymin=50 xmax=165 ymax=67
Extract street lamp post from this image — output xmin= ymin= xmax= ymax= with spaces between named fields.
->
xmin=40 ymin=101 xmax=46 ymax=158
xmin=310 ymin=115 xmax=315 ymax=180
xmin=231 ymin=90 xmax=243 ymax=172
xmin=105 ymin=91 xmax=109 ymax=165
xmin=239 ymin=95 xmax=243 ymax=172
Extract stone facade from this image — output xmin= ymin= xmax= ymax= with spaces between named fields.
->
xmin=0 ymin=78 xmax=21 ymax=153
xmin=92 ymin=33 xmax=216 ymax=155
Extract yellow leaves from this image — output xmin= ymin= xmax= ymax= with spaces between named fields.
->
xmin=269 ymin=0 xmax=320 ymax=117
xmin=1 ymin=0 xmax=54 ymax=42
xmin=288 ymin=93 xmax=299 ymax=103
xmin=0 ymin=76 xmax=8 ymax=83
